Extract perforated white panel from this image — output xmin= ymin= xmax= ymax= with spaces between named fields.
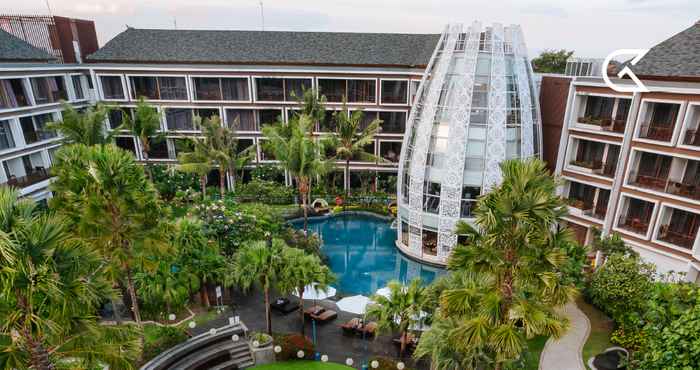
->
xmin=483 ymin=23 xmax=507 ymax=190
xmin=512 ymin=26 xmax=534 ymax=158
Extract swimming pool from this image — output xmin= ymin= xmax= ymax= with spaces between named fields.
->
xmin=291 ymin=214 xmax=445 ymax=296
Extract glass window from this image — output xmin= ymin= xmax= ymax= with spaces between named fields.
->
xmin=165 ymin=108 xmax=196 ymax=131
xmin=461 ymin=186 xmax=480 ymax=218
xmin=221 ymin=78 xmax=249 ymax=101
xmin=378 ymin=111 xmax=406 ymax=134
xmin=158 ymin=77 xmax=188 ymax=100
xmin=0 ymin=79 xmax=30 ymax=109
xmin=115 ymin=137 xmax=137 ymax=155
xmin=100 ymin=76 xmax=125 ymax=100
xmin=130 ymin=76 xmax=159 ymax=99
xmin=193 ymin=77 xmax=221 ymax=100
xmin=381 ymin=80 xmax=408 ymax=104
xmin=226 ymin=109 xmax=257 ymax=131
xmin=30 ymin=76 xmax=67 ymax=104
xmin=259 ymin=139 xmax=276 ymax=160
xmin=285 ymin=78 xmax=311 ymax=101
xmin=318 ymin=79 xmax=345 ymax=102
xmin=255 ymin=78 xmax=284 ymax=101
xmin=258 ymin=109 xmax=282 ymax=127
xmin=147 ymin=139 xmax=169 ymax=159
xmin=0 ymin=120 xmax=15 ymax=150
xmin=348 ymin=80 xmax=376 ymax=103
xmin=423 ymin=182 xmax=441 ymax=214
xmin=379 ymin=141 xmax=401 ymax=163
xmin=71 ymin=75 xmax=85 ymax=100
xmin=20 ymin=113 xmax=56 ymax=144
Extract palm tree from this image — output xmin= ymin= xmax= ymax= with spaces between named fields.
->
xmin=0 ymin=187 xmax=140 ymax=370
xmin=177 ymin=134 xmax=213 ymax=200
xmin=426 ymin=159 xmax=577 ymax=369
xmin=230 ymin=239 xmax=287 ymax=334
xmin=136 ymin=261 xmax=193 ymax=315
xmin=47 ymin=102 xmax=112 ymax=146
xmin=49 ymin=144 xmax=170 ymax=333
xmin=366 ymin=279 xmax=427 ymax=358
xmin=292 ymin=87 xmax=327 ymax=131
xmin=261 ymin=114 xmax=329 ymax=234
xmin=119 ymin=98 xmax=164 ymax=177
xmin=327 ymin=102 xmax=383 ymax=196
xmin=278 ymin=247 xmax=335 ymax=335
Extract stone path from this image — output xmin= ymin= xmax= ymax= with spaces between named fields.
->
xmin=539 ymin=301 xmax=591 ymax=370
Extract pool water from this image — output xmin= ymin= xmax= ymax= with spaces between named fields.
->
xmin=291 ymin=214 xmax=445 ymax=296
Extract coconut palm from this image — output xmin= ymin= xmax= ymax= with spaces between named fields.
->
xmin=327 ymin=102 xmax=383 ymax=195
xmin=261 ymin=114 xmax=329 ymax=234
xmin=49 ymin=144 xmax=170 ymax=333
xmin=292 ymin=87 xmax=327 ymax=131
xmin=0 ymin=187 xmax=139 ymax=370
xmin=229 ymin=239 xmax=287 ymax=335
xmin=47 ymin=102 xmax=112 ymax=146
xmin=278 ymin=247 xmax=335 ymax=335
xmin=425 ymin=159 xmax=577 ymax=369
xmin=366 ymin=278 xmax=427 ymax=358
xmin=177 ymin=133 xmax=213 ymax=200
xmin=118 ymin=98 xmax=164 ymax=177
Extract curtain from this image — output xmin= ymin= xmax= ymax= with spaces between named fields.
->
xmin=0 ymin=80 xmax=18 ymax=108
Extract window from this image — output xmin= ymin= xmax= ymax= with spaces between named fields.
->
xmin=20 ymin=113 xmax=56 ymax=144
xmin=226 ymin=109 xmax=257 ymax=131
xmin=409 ymin=80 xmax=420 ymax=104
xmin=193 ymin=77 xmax=249 ymax=101
xmin=0 ymin=120 xmax=15 ymax=150
xmin=173 ymin=138 xmax=194 ymax=157
xmin=461 ymin=186 xmax=480 ymax=218
xmin=319 ymin=79 xmax=376 ymax=103
xmin=165 ymin=108 xmax=196 ymax=131
xmin=259 ymin=139 xmax=276 ymax=160
xmin=115 ymin=137 xmax=137 ymax=155
xmin=584 ymin=96 xmax=614 ymax=119
xmin=381 ymin=80 xmax=408 ymax=104
xmin=423 ymin=182 xmax=441 ymax=214
xmin=107 ymin=108 xmax=134 ymax=130
xmin=259 ymin=109 xmax=282 ymax=127
xmin=100 ymin=76 xmax=125 ymax=100
xmin=147 ymin=140 xmax=169 ymax=159
xmin=71 ymin=75 xmax=85 ymax=100
xmin=378 ymin=111 xmax=406 ymax=133
xmin=30 ymin=76 xmax=67 ymax=104
xmin=255 ymin=78 xmax=310 ymax=102
xmin=0 ymin=79 xmax=29 ymax=109
xmin=131 ymin=76 xmax=188 ymax=100
xmin=379 ymin=141 xmax=401 ymax=163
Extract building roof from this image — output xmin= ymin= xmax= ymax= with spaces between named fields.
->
xmin=633 ymin=20 xmax=700 ymax=80
xmin=0 ymin=29 xmax=56 ymax=62
xmin=86 ymin=28 xmax=440 ymax=67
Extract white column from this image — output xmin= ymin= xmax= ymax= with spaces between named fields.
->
xmin=483 ymin=24 xmax=507 ymax=190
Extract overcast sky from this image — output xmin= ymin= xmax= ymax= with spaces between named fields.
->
xmin=12 ymin=0 xmax=700 ymax=58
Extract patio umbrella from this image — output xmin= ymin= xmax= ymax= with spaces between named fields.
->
xmin=394 ymin=311 xmax=430 ymax=331
xmin=336 ymin=295 xmax=373 ymax=315
xmin=293 ymin=283 xmax=337 ymax=301
xmin=375 ymin=287 xmax=392 ymax=299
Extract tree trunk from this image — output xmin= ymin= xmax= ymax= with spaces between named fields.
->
xmin=201 ymin=175 xmax=207 ymax=200
xmin=299 ymin=177 xmax=309 ymax=236
xmin=219 ymin=167 xmax=226 ymax=199
xmin=299 ymin=288 xmax=305 ymax=336
xmin=111 ymin=296 xmax=122 ymax=324
xmin=27 ymin=338 xmax=53 ymax=370
xmin=142 ymin=141 xmax=152 ymax=181
xmin=229 ymin=168 xmax=237 ymax=193
xmin=399 ymin=331 xmax=407 ymax=358
xmin=264 ymin=286 xmax=272 ymax=335
xmin=200 ymin=281 xmax=210 ymax=308
xmin=345 ymin=159 xmax=351 ymax=198
xmin=125 ymin=268 xmax=142 ymax=328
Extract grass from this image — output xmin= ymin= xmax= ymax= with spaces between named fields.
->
xmin=252 ymin=361 xmax=353 ymax=369
xmin=523 ymin=335 xmax=549 ymax=370
xmin=577 ymin=297 xmax=614 ymax=369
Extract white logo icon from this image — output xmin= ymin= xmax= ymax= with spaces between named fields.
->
xmin=602 ymin=49 xmax=650 ymax=93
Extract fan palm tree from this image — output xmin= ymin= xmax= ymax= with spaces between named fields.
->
xmin=261 ymin=114 xmax=329 ymax=234
xmin=327 ymin=102 xmax=383 ymax=196
xmin=0 ymin=187 xmax=140 ymax=370
xmin=229 ymin=239 xmax=287 ymax=335
xmin=49 ymin=144 xmax=170 ymax=333
xmin=366 ymin=278 xmax=427 ymax=358
xmin=278 ymin=247 xmax=335 ymax=335
xmin=426 ymin=159 xmax=577 ymax=369
xmin=118 ymin=98 xmax=164 ymax=178
xmin=47 ymin=102 xmax=112 ymax=146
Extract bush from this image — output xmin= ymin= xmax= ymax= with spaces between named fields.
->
xmin=250 ymin=164 xmax=285 ymax=182
xmin=281 ymin=227 xmax=323 ymax=258
xmin=272 ymin=333 xmax=315 ymax=361
xmin=149 ymin=164 xmax=200 ymax=200
xmin=368 ymin=356 xmax=413 ymax=370
xmin=142 ymin=326 xmax=188 ymax=362
xmin=234 ymin=179 xmax=296 ymax=204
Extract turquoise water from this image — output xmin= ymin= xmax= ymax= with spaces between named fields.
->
xmin=291 ymin=214 xmax=445 ymax=296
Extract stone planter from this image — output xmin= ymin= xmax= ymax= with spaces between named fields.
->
xmin=249 ymin=333 xmax=274 ymax=366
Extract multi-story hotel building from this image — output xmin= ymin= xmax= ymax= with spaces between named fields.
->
xmin=84 ymin=28 xmax=440 ymax=191
xmin=0 ymin=22 xmax=97 ymax=201
xmin=554 ymin=21 xmax=700 ymax=283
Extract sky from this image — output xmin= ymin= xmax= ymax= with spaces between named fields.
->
xmin=11 ymin=0 xmax=700 ymax=58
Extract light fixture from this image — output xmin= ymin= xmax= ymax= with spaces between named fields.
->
xmin=397 ymin=362 xmax=405 ymax=370
xmin=274 ymin=345 xmax=282 ymax=353
xmin=297 ymin=350 xmax=305 ymax=358
xmin=371 ymin=360 xmax=379 ymax=368
xmin=188 ymin=321 xmax=196 ymax=329
xmin=346 ymin=358 xmax=354 ymax=366
xmin=321 ymin=354 xmax=329 ymax=362
xmin=232 ymin=334 xmax=240 ymax=342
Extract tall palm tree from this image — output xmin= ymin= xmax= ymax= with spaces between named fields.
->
xmin=292 ymin=87 xmax=327 ymax=131
xmin=119 ymin=98 xmax=164 ymax=177
xmin=262 ymin=114 xmax=329 ymax=234
xmin=0 ymin=187 xmax=139 ymax=370
xmin=229 ymin=239 xmax=287 ymax=335
xmin=327 ymin=102 xmax=383 ymax=196
xmin=366 ymin=279 xmax=427 ymax=358
xmin=49 ymin=144 xmax=170 ymax=333
xmin=177 ymin=132 xmax=213 ymax=200
xmin=47 ymin=102 xmax=112 ymax=146
xmin=278 ymin=247 xmax=335 ymax=335
xmin=424 ymin=159 xmax=577 ymax=370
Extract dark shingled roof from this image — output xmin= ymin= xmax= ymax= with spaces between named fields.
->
xmin=87 ymin=28 xmax=440 ymax=67
xmin=0 ymin=29 xmax=55 ymax=62
xmin=633 ymin=20 xmax=700 ymax=79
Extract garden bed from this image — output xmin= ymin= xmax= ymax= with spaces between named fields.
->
xmin=252 ymin=361 xmax=352 ymax=369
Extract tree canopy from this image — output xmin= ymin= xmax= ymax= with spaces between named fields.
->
xmin=531 ymin=49 xmax=574 ymax=74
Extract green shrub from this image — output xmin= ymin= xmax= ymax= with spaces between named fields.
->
xmin=234 ymin=179 xmax=296 ymax=204
xmin=149 ymin=164 xmax=200 ymax=200
xmin=367 ymin=356 xmax=413 ymax=370
xmin=251 ymin=164 xmax=285 ymax=182
xmin=272 ymin=333 xmax=315 ymax=361
xmin=142 ymin=326 xmax=188 ymax=362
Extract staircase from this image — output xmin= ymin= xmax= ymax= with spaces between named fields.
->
xmin=206 ymin=341 xmax=254 ymax=370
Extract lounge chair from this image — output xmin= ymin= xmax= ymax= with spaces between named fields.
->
xmin=304 ymin=305 xmax=338 ymax=322
xmin=270 ymin=297 xmax=300 ymax=314
xmin=340 ymin=318 xmax=361 ymax=336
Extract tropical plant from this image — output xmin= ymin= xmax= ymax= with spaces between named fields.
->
xmin=48 ymin=102 xmax=112 ymax=146
xmin=292 ymin=87 xmax=327 ymax=130
xmin=149 ymin=164 xmax=200 ymax=200
xmin=229 ymin=239 xmax=287 ymax=334
xmin=531 ymin=49 xmax=574 ymax=74
xmin=366 ymin=279 xmax=428 ymax=358
xmin=421 ymin=159 xmax=578 ymax=369
xmin=0 ymin=187 xmax=139 ymax=370
xmin=136 ymin=261 xmax=193 ymax=316
xmin=590 ymin=228 xmax=638 ymax=258
xmin=204 ymin=115 xmax=255 ymax=196
xmin=118 ymin=98 xmax=164 ymax=177
xmin=326 ymin=102 xmax=383 ymax=196
xmin=278 ymin=248 xmax=335 ymax=335
xmin=177 ymin=133 xmax=213 ymax=200
xmin=49 ymin=144 xmax=170 ymax=332
xmin=262 ymin=114 xmax=330 ymax=234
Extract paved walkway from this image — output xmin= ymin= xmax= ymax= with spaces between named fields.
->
xmin=539 ymin=302 xmax=591 ymax=370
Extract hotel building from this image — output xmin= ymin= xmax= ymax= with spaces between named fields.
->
xmin=554 ymin=20 xmax=700 ymax=282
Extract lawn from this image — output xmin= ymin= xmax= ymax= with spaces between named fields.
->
xmin=252 ymin=361 xmax=353 ymax=369
xmin=524 ymin=335 xmax=549 ymax=370
xmin=577 ymin=297 xmax=614 ymax=369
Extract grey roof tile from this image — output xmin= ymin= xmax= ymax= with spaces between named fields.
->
xmin=633 ymin=20 xmax=700 ymax=79
xmin=0 ymin=29 xmax=55 ymax=62
xmin=87 ymin=28 xmax=440 ymax=67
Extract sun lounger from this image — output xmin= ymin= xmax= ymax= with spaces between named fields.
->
xmin=304 ymin=305 xmax=338 ymax=322
xmin=270 ymin=297 xmax=299 ymax=314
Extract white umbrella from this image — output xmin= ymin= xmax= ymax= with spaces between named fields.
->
xmin=336 ymin=295 xmax=373 ymax=315
xmin=394 ymin=311 xmax=430 ymax=331
xmin=375 ymin=287 xmax=392 ymax=299
xmin=293 ymin=283 xmax=336 ymax=301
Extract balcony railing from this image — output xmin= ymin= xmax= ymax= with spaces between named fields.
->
xmin=592 ymin=205 xmax=607 ymax=220
xmin=567 ymin=198 xmax=594 ymax=212
xmin=577 ymin=116 xmax=626 ymax=133
xmin=602 ymin=162 xmax=616 ymax=177
xmin=5 ymin=168 xmax=50 ymax=188
xmin=618 ymin=215 xmax=650 ymax=235
xmin=639 ymin=123 xmax=674 ymax=141
xmin=629 ymin=171 xmax=700 ymax=200
xmin=570 ymin=159 xmax=603 ymax=170
xmin=683 ymin=129 xmax=700 ymax=147
xmin=629 ymin=171 xmax=669 ymax=192
xmin=658 ymin=225 xmax=696 ymax=250
xmin=666 ymin=180 xmax=700 ymax=201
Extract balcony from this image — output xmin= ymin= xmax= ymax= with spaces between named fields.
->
xmin=666 ymin=180 xmax=700 ymax=201
xmin=567 ymin=197 xmax=594 ymax=216
xmin=658 ymin=225 xmax=695 ymax=250
xmin=629 ymin=171 xmax=669 ymax=192
xmin=5 ymin=167 xmax=50 ymax=188
xmin=570 ymin=159 xmax=603 ymax=171
xmin=618 ymin=215 xmax=650 ymax=235
xmin=639 ymin=123 xmax=674 ymax=142
xmin=683 ymin=129 xmax=700 ymax=147
xmin=577 ymin=116 xmax=626 ymax=133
